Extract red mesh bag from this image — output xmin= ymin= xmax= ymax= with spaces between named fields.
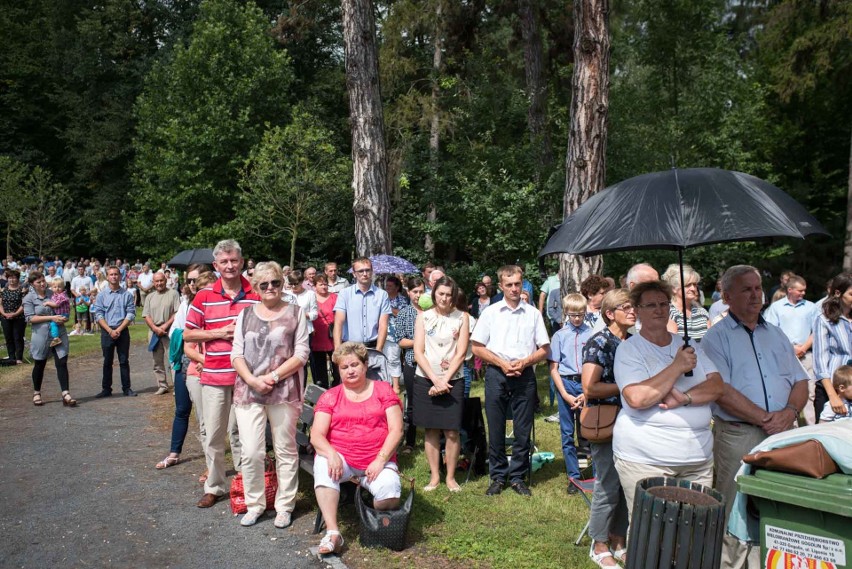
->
xmin=229 ymin=458 xmax=278 ymax=514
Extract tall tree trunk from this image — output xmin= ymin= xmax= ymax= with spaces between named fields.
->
xmin=844 ymin=126 xmax=852 ymax=272
xmin=424 ymin=0 xmax=444 ymax=258
xmin=519 ymin=0 xmax=553 ymax=171
xmin=342 ymin=0 xmax=392 ymax=257
xmin=560 ymin=0 xmax=610 ymax=295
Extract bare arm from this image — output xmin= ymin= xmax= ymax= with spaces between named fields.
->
xmin=581 ymin=362 xmax=620 ymax=400
xmin=621 ymin=346 xmax=696 ymax=409
xmin=762 ymin=379 xmax=808 ymax=435
xmin=376 ymin=313 xmax=389 ymax=351
xmin=332 ymin=310 xmax=345 ymax=348
xmin=716 ymin=383 xmax=771 ymax=425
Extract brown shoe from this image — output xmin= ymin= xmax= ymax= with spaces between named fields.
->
xmin=196 ymin=493 xmax=223 ymax=508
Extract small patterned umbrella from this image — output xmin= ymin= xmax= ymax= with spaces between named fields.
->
xmin=347 ymin=254 xmax=418 ymax=275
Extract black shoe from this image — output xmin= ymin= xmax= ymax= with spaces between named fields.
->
xmin=510 ymin=480 xmax=532 ymax=497
xmin=485 ymin=480 xmax=504 ymax=496
xmin=123 ymin=389 xmax=137 ymax=397
xmin=95 ymin=390 xmax=112 ymax=398
xmin=567 ymin=483 xmax=580 ymax=495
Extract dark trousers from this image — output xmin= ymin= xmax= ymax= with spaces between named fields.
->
xmin=170 ymin=369 xmax=191 ymax=454
xmin=101 ymin=328 xmax=131 ymax=393
xmin=484 ymin=365 xmax=537 ymax=483
xmin=1 ymin=317 xmax=26 ymax=361
xmin=32 ymin=351 xmax=69 ymax=392
xmin=815 ymin=381 xmax=828 ymax=423
xmin=309 ymin=349 xmax=340 ymax=388
xmin=402 ymin=363 xmax=417 ymax=447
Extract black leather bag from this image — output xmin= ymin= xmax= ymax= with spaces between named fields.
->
xmin=355 ymin=475 xmax=414 ymax=551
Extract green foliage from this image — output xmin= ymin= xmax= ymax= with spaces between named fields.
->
xmin=0 ymin=155 xmax=30 ymax=257
xmin=129 ymin=0 xmax=294 ymax=258
xmin=237 ymin=107 xmax=352 ymax=266
xmin=20 ymin=167 xmax=75 ymax=257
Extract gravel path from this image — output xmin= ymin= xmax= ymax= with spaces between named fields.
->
xmin=0 ymin=342 xmax=329 ymax=569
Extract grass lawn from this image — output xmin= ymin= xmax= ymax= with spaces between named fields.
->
xmin=302 ymin=368 xmax=600 ymax=569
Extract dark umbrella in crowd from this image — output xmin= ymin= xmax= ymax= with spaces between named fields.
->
xmin=21 ymin=255 xmax=40 ymax=265
xmin=347 ymin=254 xmax=419 ymax=275
xmin=540 ymin=167 xmax=829 ymax=346
xmin=167 ymin=248 xmax=215 ymax=269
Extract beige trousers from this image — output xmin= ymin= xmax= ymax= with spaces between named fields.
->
xmin=614 ymin=455 xmax=714 ymax=524
xmin=150 ymin=333 xmax=171 ymax=389
xmin=201 ymin=384 xmax=242 ymax=496
xmin=233 ymin=402 xmax=300 ymax=514
xmin=713 ymin=418 xmax=767 ymax=569
xmin=185 ymin=374 xmax=205 ymax=442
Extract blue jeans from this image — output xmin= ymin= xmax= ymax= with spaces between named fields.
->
xmin=170 ymin=369 xmax=192 ymax=454
xmin=557 ymin=376 xmax=583 ymax=479
xmin=463 ymin=361 xmax=473 ymax=398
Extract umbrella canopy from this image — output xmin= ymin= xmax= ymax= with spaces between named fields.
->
xmin=347 ymin=254 xmax=419 ymax=275
xmin=167 ymin=248 xmax=215 ymax=269
xmin=21 ymin=255 xmax=40 ymax=265
xmin=540 ymin=168 xmax=828 ymax=257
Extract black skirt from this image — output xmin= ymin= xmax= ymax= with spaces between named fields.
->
xmin=412 ymin=374 xmax=464 ymax=430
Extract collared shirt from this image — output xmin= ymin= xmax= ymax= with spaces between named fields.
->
xmin=812 ymin=313 xmax=852 ymax=381
xmin=470 ymin=299 xmax=549 ymax=361
xmin=763 ymin=297 xmax=818 ymax=346
xmin=186 ymin=276 xmax=260 ymax=386
xmin=91 ymin=286 xmax=136 ymax=328
xmin=548 ymin=321 xmax=593 ymax=376
xmin=327 ymin=276 xmax=350 ymax=294
xmin=333 ymin=284 xmax=391 ymax=343
xmin=702 ymin=313 xmax=807 ymax=422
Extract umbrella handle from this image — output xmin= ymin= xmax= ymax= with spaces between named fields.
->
xmin=678 ymin=250 xmax=694 ymax=378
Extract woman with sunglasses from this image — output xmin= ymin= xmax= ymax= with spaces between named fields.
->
xmin=231 ymin=261 xmax=310 ymax=528
xmin=154 ymin=264 xmax=214 ymax=471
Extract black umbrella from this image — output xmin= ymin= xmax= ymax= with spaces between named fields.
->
xmin=540 ymin=167 xmax=829 ymax=349
xmin=167 ymin=248 xmax=215 ymax=269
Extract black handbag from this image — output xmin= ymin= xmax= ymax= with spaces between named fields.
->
xmin=355 ymin=474 xmax=414 ymax=551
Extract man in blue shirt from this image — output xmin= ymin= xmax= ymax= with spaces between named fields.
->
xmin=92 ymin=266 xmax=137 ymax=397
xmin=332 ymin=257 xmax=391 ymax=350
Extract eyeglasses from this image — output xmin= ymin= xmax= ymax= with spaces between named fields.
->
xmin=636 ymin=301 xmax=671 ymax=311
xmin=565 ymin=312 xmax=585 ymax=318
xmin=615 ymin=304 xmax=635 ymax=313
xmin=354 ymin=268 xmax=372 ymax=274
xmin=258 ymin=280 xmax=282 ymax=291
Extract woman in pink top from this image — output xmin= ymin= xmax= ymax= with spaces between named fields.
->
xmin=311 ymin=342 xmax=403 ymax=555
xmin=309 ymin=274 xmax=340 ymax=388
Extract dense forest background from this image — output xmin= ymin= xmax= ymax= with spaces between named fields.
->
xmin=1 ymin=0 xmax=849 ymax=291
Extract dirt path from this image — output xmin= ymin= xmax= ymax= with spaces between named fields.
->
xmin=0 ymin=343 xmax=327 ymax=568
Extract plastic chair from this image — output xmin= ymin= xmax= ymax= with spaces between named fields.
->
xmin=569 ymin=477 xmax=597 ymax=545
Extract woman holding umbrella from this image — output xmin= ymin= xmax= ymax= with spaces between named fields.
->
xmin=662 ymin=264 xmax=711 ymax=341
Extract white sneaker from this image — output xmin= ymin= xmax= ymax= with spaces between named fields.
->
xmin=544 ymin=413 xmax=560 ymax=423
xmin=240 ymin=511 xmax=261 ymax=527
xmin=274 ymin=511 xmax=292 ymax=528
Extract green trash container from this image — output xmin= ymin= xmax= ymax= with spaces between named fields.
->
xmin=738 ymin=470 xmax=852 ymax=568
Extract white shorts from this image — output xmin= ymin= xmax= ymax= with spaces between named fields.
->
xmin=313 ymin=453 xmax=401 ymax=501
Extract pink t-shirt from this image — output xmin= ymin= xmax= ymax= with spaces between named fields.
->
xmin=314 ymin=380 xmax=401 ymax=470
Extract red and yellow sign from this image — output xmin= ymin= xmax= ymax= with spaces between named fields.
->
xmin=766 ymin=548 xmax=837 ymax=569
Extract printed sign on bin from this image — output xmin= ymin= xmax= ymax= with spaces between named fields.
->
xmin=764 ymin=525 xmax=846 ymax=568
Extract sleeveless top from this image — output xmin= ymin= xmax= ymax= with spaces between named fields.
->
xmin=416 ymin=308 xmax=465 ymax=380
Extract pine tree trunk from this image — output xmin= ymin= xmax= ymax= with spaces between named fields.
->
xmin=560 ymin=0 xmax=610 ymax=295
xmin=519 ymin=0 xmax=553 ymax=171
xmin=342 ymin=0 xmax=392 ymax=257
xmin=425 ymin=0 xmax=444 ymax=258
xmin=844 ymin=126 xmax=852 ymax=272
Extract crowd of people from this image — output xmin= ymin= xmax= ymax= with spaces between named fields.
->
xmin=4 ymin=245 xmax=852 ymax=567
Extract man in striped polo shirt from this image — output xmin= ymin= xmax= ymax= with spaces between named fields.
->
xmin=185 ymin=239 xmax=260 ymax=508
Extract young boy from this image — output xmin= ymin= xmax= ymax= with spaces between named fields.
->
xmin=819 ymin=365 xmax=852 ymax=422
xmin=74 ymin=287 xmax=92 ymax=335
xmin=44 ymin=278 xmax=71 ymax=346
xmin=547 ymin=293 xmax=594 ymax=492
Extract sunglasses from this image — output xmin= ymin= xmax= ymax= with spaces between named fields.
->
xmin=186 ymin=278 xmax=196 ymax=284
xmin=258 ymin=280 xmax=282 ymax=291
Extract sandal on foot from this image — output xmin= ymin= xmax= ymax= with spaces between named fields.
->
xmin=590 ymin=544 xmax=619 ymax=568
xmin=422 ymin=483 xmax=439 ymax=492
xmin=156 ymin=455 xmax=180 ymax=469
xmin=32 ymin=392 xmax=43 ymax=406
xmin=62 ymin=392 xmax=77 ymax=407
xmin=612 ymin=548 xmax=627 ymax=563
xmin=318 ymin=530 xmax=344 ymax=555
xmin=447 ymin=481 xmax=462 ymax=493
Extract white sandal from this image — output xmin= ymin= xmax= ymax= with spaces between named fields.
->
xmin=318 ymin=530 xmax=344 ymax=555
xmin=590 ymin=544 xmax=620 ymax=568
xmin=612 ymin=547 xmax=627 ymax=563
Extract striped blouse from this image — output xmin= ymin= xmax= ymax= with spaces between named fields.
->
xmin=812 ymin=313 xmax=852 ymax=381
xmin=669 ymin=303 xmax=710 ymax=341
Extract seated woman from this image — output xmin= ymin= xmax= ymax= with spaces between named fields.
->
xmin=613 ymin=280 xmax=723 ymax=522
xmin=311 ymin=342 xmax=404 ymax=555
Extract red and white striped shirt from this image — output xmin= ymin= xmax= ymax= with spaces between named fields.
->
xmin=186 ymin=276 xmax=260 ymax=386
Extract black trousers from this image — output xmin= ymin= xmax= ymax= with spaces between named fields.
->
xmin=309 ymin=349 xmax=340 ymax=388
xmin=1 ymin=317 xmax=26 ymax=361
xmin=101 ymin=328 xmax=131 ymax=393
xmin=484 ymin=365 xmax=537 ymax=484
xmin=402 ymin=363 xmax=417 ymax=447
xmin=32 ymin=351 xmax=69 ymax=392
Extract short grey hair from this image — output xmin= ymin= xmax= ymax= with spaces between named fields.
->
xmin=626 ymin=263 xmax=658 ymax=288
xmin=661 ymin=263 xmax=700 ymax=291
xmin=721 ymin=265 xmax=761 ymax=293
xmin=213 ymin=239 xmax=242 ymax=259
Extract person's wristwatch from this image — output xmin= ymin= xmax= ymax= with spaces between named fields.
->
xmin=271 ymin=370 xmax=280 ymax=384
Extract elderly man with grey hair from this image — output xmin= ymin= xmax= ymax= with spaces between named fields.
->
xmin=185 ymin=239 xmax=261 ymax=509
xmin=625 ymin=263 xmax=659 ymax=290
xmin=701 ymin=265 xmax=808 ymax=569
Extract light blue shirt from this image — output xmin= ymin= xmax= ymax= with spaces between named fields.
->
xmin=762 ymin=297 xmax=817 ymax=346
xmin=91 ymin=286 xmax=136 ymax=328
xmin=547 ymin=321 xmax=593 ymax=376
xmin=702 ymin=314 xmax=808 ymax=422
xmin=333 ymin=284 xmax=391 ymax=343
xmin=812 ymin=313 xmax=852 ymax=381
